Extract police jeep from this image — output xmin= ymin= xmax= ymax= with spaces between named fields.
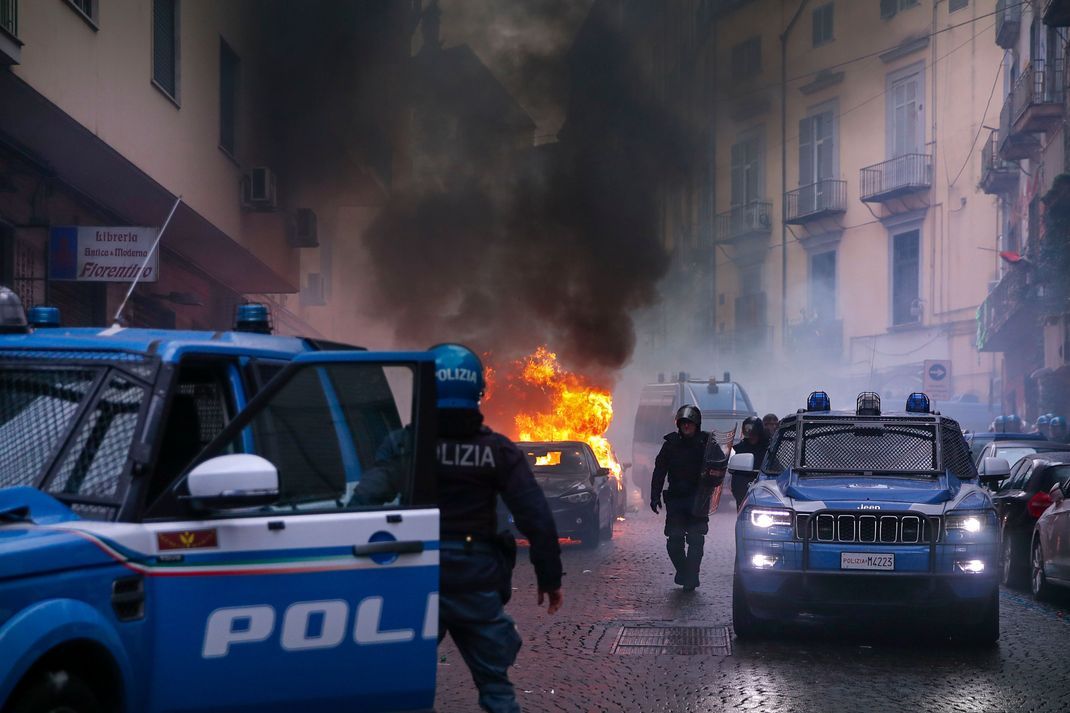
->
xmin=0 ymin=288 xmax=441 ymax=713
xmin=730 ymin=391 xmax=1003 ymax=644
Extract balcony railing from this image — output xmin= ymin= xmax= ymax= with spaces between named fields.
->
xmin=980 ymin=129 xmax=1018 ymax=195
xmin=999 ymin=91 xmax=1040 ymax=160
xmin=977 ymin=267 xmax=1032 ymax=352
xmin=784 ymin=179 xmax=847 ymax=224
xmin=1043 ymin=0 xmax=1070 ymax=27
xmin=1008 ymin=59 xmax=1064 ymax=133
xmin=859 ymin=154 xmax=932 ymax=203
xmin=714 ymin=201 xmax=773 ymax=243
xmin=996 ymin=0 xmax=1021 ymax=49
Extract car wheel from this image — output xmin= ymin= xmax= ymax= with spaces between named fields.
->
xmin=578 ymin=506 xmax=601 ymax=549
xmin=959 ymin=589 xmax=999 ymax=646
xmin=1000 ymin=529 xmax=1027 ymax=589
xmin=732 ymin=573 xmax=764 ymax=640
xmin=1031 ymin=538 xmax=1055 ymax=602
xmin=8 ymin=669 xmax=102 ymax=713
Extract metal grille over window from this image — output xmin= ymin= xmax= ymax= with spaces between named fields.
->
xmin=48 ymin=376 xmax=145 ymax=499
xmin=800 ymin=422 xmax=936 ymax=471
xmin=939 ymin=418 xmax=976 ymax=477
xmin=177 ymin=382 xmax=228 ymax=446
xmin=763 ymin=427 xmax=795 ymax=473
xmin=0 ymin=368 xmax=97 ymax=488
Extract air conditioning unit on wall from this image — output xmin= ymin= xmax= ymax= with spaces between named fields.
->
xmin=288 ymin=208 xmax=319 ymax=248
xmin=241 ymin=167 xmax=278 ymax=211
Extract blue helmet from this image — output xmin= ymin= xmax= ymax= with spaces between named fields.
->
xmin=1051 ymin=415 xmax=1067 ymax=430
xmin=429 ymin=343 xmax=486 ymax=410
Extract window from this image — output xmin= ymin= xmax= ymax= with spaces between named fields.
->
xmin=0 ymin=0 xmax=16 ymax=36
xmin=64 ymin=0 xmax=97 ymax=27
xmin=880 ymin=0 xmax=918 ymax=20
xmin=891 ymin=229 xmax=920 ymax=325
xmin=810 ymin=251 xmax=836 ymax=322
xmin=731 ymin=36 xmax=761 ymax=79
xmin=152 ymin=0 xmax=179 ymax=101
xmin=730 ymin=135 xmax=762 ymax=206
xmin=888 ymin=68 xmax=923 ymax=157
xmin=948 ymin=0 xmax=968 ymax=12
xmin=219 ymin=39 xmax=239 ymax=155
xmin=798 ymin=107 xmax=836 ymax=211
xmin=812 ymin=3 xmax=834 ymax=46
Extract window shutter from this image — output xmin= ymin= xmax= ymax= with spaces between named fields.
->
xmin=880 ymin=0 xmax=896 ymax=20
xmin=153 ymin=0 xmax=176 ymax=96
xmin=798 ymin=116 xmax=814 ymax=187
xmin=731 ymin=142 xmax=744 ymax=206
xmin=816 ymin=111 xmax=834 ymax=180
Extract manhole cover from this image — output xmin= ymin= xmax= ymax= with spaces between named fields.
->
xmin=611 ymin=626 xmax=731 ymax=655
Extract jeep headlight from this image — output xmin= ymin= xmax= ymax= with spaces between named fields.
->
xmin=943 ymin=510 xmax=997 ymax=542
xmin=748 ymin=507 xmax=793 ymax=529
xmin=562 ymin=491 xmax=593 ymax=504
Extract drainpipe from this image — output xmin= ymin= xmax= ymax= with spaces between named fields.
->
xmin=781 ymin=0 xmax=810 ymax=348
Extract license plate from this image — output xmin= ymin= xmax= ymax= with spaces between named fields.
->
xmin=840 ymin=552 xmax=894 ymax=571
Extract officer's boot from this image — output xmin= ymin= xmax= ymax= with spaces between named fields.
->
xmin=683 ymin=533 xmax=705 ymax=590
xmin=666 ymin=536 xmax=687 ymax=585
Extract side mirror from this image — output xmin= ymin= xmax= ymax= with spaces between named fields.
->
xmin=728 ymin=452 xmax=755 ymax=473
xmin=1051 ymin=482 xmax=1066 ymax=504
xmin=185 ymin=454 xmax=280 ymax=510
xmin=978 ymin=457 xmax=1010 ymax=488
xmin=592 ymin=467 xmax=610 ymax=483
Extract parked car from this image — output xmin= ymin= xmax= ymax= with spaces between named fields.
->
xmin=500 ymin=441 xmax=616 ymax=547
xmin=990 ymin=452 xmax=1070 ymax=588
xmin=732 ymin=391 xmax=1000 ymax=644
xmin=1030 ymin=466 xmax=1070 ymax=600
xmin=965 ymin=431 xmax=1049 ymax=463
xmin=631 ymin=372 xmax=755 ymax=502
xmin=973 ymin=439 xmax=1066 ymax=471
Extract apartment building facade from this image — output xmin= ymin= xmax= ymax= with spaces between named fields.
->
xmin=977 ymin=0 xmax=1070 ymax=422
xmin=691 ymin=0 xmax=1005 ymax=410
xmin=0 ymin=0 xmax=409 ymax=336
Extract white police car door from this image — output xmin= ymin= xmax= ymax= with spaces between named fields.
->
xmin=140 ymin=352 xmax=438 ymax=713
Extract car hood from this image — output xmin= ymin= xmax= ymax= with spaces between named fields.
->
xmin=783 ymin=475 xmax=958 ymax=505
xmin=535 ymin=477 xmax=590 ymax=497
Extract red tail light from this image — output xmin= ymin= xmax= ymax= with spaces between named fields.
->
xmin=1027 ymin=492 xmax=1054 ymax=519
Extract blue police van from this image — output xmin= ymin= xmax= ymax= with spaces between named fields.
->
xmin=730 ymin=391 xmax=1002 ymax=644
xmin=0 ymin=289 xmax=439 ymax=712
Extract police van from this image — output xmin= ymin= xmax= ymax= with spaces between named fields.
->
xmin=730 ymin=391 xmax=1003 ymax=644
xmin=0 ymin=289 xmax=439 ymax=712
xmin=631 ymin=373 xmax=756 ymax=501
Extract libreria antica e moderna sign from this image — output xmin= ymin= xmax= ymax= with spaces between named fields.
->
xmin=49 ymin=226 xmax=160 ymax=282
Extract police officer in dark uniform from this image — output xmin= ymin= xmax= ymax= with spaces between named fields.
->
xmin=430 ymin=343 xmax=563 ymax=713
xmin=650 ymin=405 xmax=726 ymax=591
xmin=731 ymin=416 xmax=769 ymax=512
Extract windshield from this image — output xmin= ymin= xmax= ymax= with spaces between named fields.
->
xmin=798 ymin=421 xmax=938 ymax=474
xmin=683 ymin=382 xmax=751 ymax=413
xmin=523 ymin=446 xmax=588 ymax=476
xmin=993 ymin=447 xmax=1042 ymax=467
xmin=0 ymin=367 xmax=99 ymax=488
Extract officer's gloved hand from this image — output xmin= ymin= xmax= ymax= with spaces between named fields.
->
xmin=650 ymin=496 xmax=661 ymax=514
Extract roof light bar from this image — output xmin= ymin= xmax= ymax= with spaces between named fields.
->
xmin=905 ymin=392 xmax=931 ymax=413
xmin=235 ymin=303 xmax=272 ymax=334
xmin=0 ymin=286 xmax=29 ymax=334
xmin=856 ymin=392 xmax=881 ymax=416
xmin=27 ymin=306 xmax=61 ymax=328
xmin=806 ymin=391 xmax=831 ymax=412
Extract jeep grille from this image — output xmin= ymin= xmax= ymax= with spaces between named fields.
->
xmin=795 ymin=512 xmax=938 ymax=544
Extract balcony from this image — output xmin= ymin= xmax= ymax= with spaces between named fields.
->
xmin=1043 ymin=0 xmax=1070 ymax=27
xmin=784 ymin=179 xmax=847 ymax=225
xmin=979 ymin=129 xmax=1019 ymax=195
xmin=976 ymin=267 xmax=1035 ymax=353
xmin=996 ymin=0 xmax=1020 ymax=49
xmin=715 ymin=201 xmax=772 ymax=243
xmin=1007 ymin=60 xmax=1064 ymax=135
xmin=859 ymin=154 xmax=932 ymax=204
xmin=999 ymin=94 xmax=1040 ymax=160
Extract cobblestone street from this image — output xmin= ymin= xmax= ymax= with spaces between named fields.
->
xmin=436 ymin=507 xmax=1070 ymax=712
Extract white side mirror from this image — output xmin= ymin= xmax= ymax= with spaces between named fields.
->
xmin=186 ymin=454 xmax=279 ymax=509
xmin=728 ymin=452 xmax=755 ymax=473
xmin=979 ymin=457 xmax=1010 ymax=479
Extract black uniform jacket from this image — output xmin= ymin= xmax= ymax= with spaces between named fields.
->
xmin=650 ymin=431 xmax=726 ymax=502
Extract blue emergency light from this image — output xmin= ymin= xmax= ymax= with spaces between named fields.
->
xmin=806 ymin=391 xmax=831 ymax=411
xmin=27 ymin=306 xmax=61 ymax=328
xmin=235 ymin=303 xmax=272 ymax=334
xmin=856 ymin=392 xmax=881 ymax=416
xmin=905 ymin=392 xmax=931 ymax=413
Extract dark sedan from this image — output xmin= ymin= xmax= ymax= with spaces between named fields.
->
xmin=499 ymin=441 xmax=616 ymax=547
xmin=993 ymin=452 xmax=1070 ymax=588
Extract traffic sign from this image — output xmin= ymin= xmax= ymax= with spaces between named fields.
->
xmin=923 ymin=359 xmax=951 ymax=400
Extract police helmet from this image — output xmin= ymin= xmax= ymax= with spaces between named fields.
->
xmin=991 ymin=415 xmax=1006 ymax=432
xmin=429 ymin=343 xmax=485 ymax=410
xmin=1051 ymin=415 xmax=1067 ymax=433
xmin=742 ymin=415 xmax=762 ymax=438
xmin=675 ymin=405 xmax=701 ymax=429
xmin=1007 ymin=414 xmax=1023 ymax=433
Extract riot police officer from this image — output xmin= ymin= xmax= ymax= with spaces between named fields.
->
xmin=650 ymin=405 xmax=726 ymax=591
xmin=731 ymin=416 xmax=769 ymax=511
xmin=1050 ymin=415 xmax=1069 ymax=443
xmin=430 ymin=344 xmax=563 ymax=713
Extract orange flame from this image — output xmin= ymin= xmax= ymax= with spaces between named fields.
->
xmin=495 ymin=346 xmax=623 ymax=479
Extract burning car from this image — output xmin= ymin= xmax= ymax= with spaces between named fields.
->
xmin=499 ymin=441 xmax=616 ymax=547
xmin=731 ymin=391 xmax=1000 ymax=644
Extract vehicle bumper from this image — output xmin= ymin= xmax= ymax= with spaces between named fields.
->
xmin=501 ymin=501 xmax=598 ymax=539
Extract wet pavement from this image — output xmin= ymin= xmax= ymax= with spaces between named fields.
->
xmin=435 ymin=506 xmax=1070 ymax=712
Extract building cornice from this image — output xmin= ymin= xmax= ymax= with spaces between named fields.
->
xmin=879 ymin=35 xmax=930 ymax=64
